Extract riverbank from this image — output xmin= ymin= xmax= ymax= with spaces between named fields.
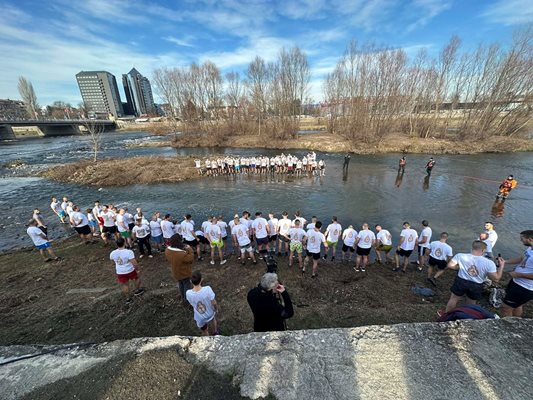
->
xmin=170 ymin=132 xmax=533 ymax=154
xmin=1 ymin=235 xmax=524 ymax=346
xmin=40 ymin=156 xmax=201 ymax=186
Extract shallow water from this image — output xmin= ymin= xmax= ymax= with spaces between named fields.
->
xmin=1 ymin=132 xmax=532 ymax=258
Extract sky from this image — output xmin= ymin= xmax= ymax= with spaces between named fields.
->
xmin=0 ymin=0 xmax=531 ymax=106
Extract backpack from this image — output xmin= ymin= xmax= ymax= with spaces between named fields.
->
xmin=437 ymin=304 xmax=496 ymax=322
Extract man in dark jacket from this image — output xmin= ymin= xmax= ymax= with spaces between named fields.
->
xmin=165 ymin=234 xmax=194 ymax=303
xmin=247 ymin=273 xmax=294 ymax=332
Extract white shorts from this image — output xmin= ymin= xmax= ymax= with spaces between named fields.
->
xmin=239 ymin=243 xmax=253 ymax=253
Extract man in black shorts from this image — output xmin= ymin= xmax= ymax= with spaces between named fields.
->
xmin=501 ymin=230 xmax=533 ymax=317
xmin=444 ymin=240 xmax=504 ymax=312
xmin=426 ymin=232 xmax=453 ymax=286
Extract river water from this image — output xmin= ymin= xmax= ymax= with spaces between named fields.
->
xmin=1 ymin=132 xmax=532 ymax=259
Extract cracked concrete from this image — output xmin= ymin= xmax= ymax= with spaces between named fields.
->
xmin=1 ymin=319 xmax=532 ymax=400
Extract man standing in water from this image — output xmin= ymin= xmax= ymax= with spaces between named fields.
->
xmin=398 ymin=156 xmax=406 ymax=173
xmin=425 ymin=157 xmax=435 ymax=176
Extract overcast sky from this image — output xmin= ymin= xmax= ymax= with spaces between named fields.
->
xmin=0 ymin=0 xmax=531 ymax=105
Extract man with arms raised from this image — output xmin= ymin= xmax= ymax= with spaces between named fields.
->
xmin=393 ymin=222 xmax=418 ymax=272
xmin=501 ymin=230 xmax=533 ymax=318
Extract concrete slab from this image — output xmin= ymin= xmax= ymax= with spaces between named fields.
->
xmin=1 ymin=319 xmax=532 ymax=400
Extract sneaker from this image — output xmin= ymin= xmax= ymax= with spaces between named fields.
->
xmin=392 ymin=267 xmax=400 ymax=272
xmin=353 ymin=267 xmax=360 ymax=272
xmin=210 ymin=260 xmax=215 ymax=265
xmin=134 ymin=288 xmax=145 ymax=296
xmin=428 ymin=277 xmax=437 ymax=287
xmin=361 ymin=267 xmax=365 ymax=272
xmin=220 ymin=259 xmax=227 ymax=265
xmin=322 ymin=255 xmax=327 ymax=260
xmin=253 ymin=260 xmax=258 ymax=265
xmin=44 ymin=258 xmax=52 ymax=263
xmin=198 ymin=257 xmax=204 ymax=261
xmin=417 ymin=266 xmax=422 ymax=271
xmin=139 ymin=255 xmax=144 ymax=259
xmin=311 ymin=273 xmax=318 ymax=278
xmin=331 ymin=256 xmax=335 ymax=261
xmin=125 ymin=297 xmax=133 ymax=305
xmin=148 ymin=255 xmax=153 ymax=258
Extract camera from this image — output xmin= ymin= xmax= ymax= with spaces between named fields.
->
xmin=264 ymin=249 xmax=278 ymax=273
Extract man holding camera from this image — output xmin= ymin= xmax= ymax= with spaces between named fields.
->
xmin=247 ymin=272 xmax=294 ymax=332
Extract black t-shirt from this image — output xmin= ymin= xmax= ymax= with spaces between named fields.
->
xmin=247 ymin=286 xmax=294 ymax=332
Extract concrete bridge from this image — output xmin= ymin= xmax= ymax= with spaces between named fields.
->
xmin=0 ymin=120 xmax=116 ymax=140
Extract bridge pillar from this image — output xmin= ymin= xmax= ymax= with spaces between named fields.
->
xmin=39 ymin=124 xmax=81 ymax=136
xmin=0 ymin=124 xmax=16 ymax=140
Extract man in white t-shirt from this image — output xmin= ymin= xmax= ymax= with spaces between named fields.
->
xmin=479 ymin=232 xmax=494 ymax=259
xmin=306 ymin=216 xmax=317 ymax=231
xmin=50 ymin=197 xmax=66 ymax=223
xmin=418 ymin=220 xmax=432 ymax=270
xmin=217 ymin=216 xmax=228 ymax=247
xmin=181 ymin=214 xmax=202 ymax=261
xmin=393 ymin=222 xmax=418 ymax=272
xmin=26 ymin=219 xmax=60 ymax=262
xmin=354 ymin=223 xmax=376 ymax=272
xmin=277 ymin=211 xmax=292 ymax=257
xmin=324 ymin=216 xmax=342 ymax=261
xmin=341 ymin=225 xmax=357 ymax=262
xmin=267 ymin=213 xmax=279 ymax=254
xmin=186 ymin=270 xmax=218 ymax=336
xmin=501 ymin=230 xmax=533 ymax=318
xmin=206 ymin=217 xmax=226 ymax=265
xmin=484 ymin=222 xmax=498 ymax=249
xmin=304 ymin=221 xmax=328 ymax=278
xmin=231 ymin=216 xmax=257 ymax=265
xmin=161 ymin=214 xmax=175 ymax=247
xmin=110 ymin=237 xmax=144 ymax=304
xmin=70 ymin=205 xmax=94 ymax=244
xmin=426 ymin=232 xmax=453 ymax=286
xmin=149 ymin=213 xmax=163 ymax=252
xmin=375 ymin=224 xmax=393 ymax=264
xmin=100 ymin=205 xmax=117 ymax=244
xmin=132 ymin=218 xmax=153 ymax=258
xmin=252 ymin=212 xmax=270 ymax=258
xmin=444 ymin=240 xmax=503 ymax=312
xmin=116 ymin=208 xmax=133 ymax=248
xmin=286 ymin=219 xmax=307 ymax=270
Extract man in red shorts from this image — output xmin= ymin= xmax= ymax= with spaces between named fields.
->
xmin=110 ymin=237 xmax=144 ymax=304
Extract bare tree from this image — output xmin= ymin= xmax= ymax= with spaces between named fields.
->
xmin=17 ymin=76 xmax=39 ymax=119
xmin=81 ymin=120 xmax=105 ymax=162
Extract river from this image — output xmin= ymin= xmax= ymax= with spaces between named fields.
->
xmin=1 ymin=131 xmax=532 ymax=259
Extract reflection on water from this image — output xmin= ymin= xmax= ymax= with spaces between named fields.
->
xmin=1 ymin=132 xmax=532 ymax=259
xmin=491 ymin=200 xmax=506 ymax=219
xmin=423 ymin=175 xmax=430 ymax=191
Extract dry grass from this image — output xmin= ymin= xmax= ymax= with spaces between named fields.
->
xmin=41 ymin=156 xmax=202 ymax=186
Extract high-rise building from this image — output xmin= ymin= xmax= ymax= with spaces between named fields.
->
xmin=122 ymin=68 xmax=156 ymax=116
xmin=76 ymin=71 xmax=124 ymax=117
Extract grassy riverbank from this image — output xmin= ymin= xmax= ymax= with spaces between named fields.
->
xmin=171 ymin=132 xmax=533 ymax=154
xmin=40 ymin=156 xmax=201 ymax=186
xmin=1 ymin=236 xmax=525 ymax=346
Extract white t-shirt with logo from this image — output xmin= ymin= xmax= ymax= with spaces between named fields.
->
xmin=268 ymin=218 xmax=279 ymax=237
xmin=487 ymin=230 xmax=498 ymax=248
xmin=110 ymin=248 xmax=135 ymax=275
xmin=116 ymin=214 xmax=128 ymax=232
xmin=289 ymin=227 xmax=307 ymax=244
xmin=132 ymin=224 xmax=150 ymax=238
xmin=400 ymin=228 xmax=418 ymax=251
xmin=161 ymin=220 xmax=175 ymax=239
xmin=149 ymin=220 xmax=162 ymax=237
xmin=326 ymin=223 xmax=342 ymax=243
xmin=71 ymin=211 xmax=88 ymax=227
xmin=342 ymin=228 xmax=357 ymax=247
xmin=429 ymin=241 xmax=453 ymax=261
xmin=278 ymin=218 xmax=292 ymax=236
xmin=513 ymin=247 xmax=533 ymax=291
xmin=307 ymin=230 xmax=325 ymax=254
xmin=27 ymin=226 xmax=47 ymax=246
xmin=181 ymin=221 xmax=195 ymax=241
xmin=232 ymin=224 xmax=251 ymax=246
xmin=252 ymin=217 xmax=269 ymax=239
xmin=206 ymin=224 xmax=222 ymax=242
xmin=376 ymin=230 xmax=392 ymax=246
xmin=186 ymin=286 xmax=216 ymax=328
xmin=100 ymin=210 xmax=116 ymax=227
xmin=306 ymin=223 xmax=316 ymax=231
xmin=357 ymin=229 xmax=376 ymax=249
xmin=217 ymin=220 xmax=228 ymax=238
xmin=454 ymin=253 xmax=497 ymax=284
xmin=418 ymin=227 xmax=432 ymax=249
xmin=50 ymin=201 xmax=62 ymax=214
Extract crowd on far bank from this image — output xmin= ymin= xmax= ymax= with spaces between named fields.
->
xmin=195 ymin=151 xmax=326 ymax=177
xmin=25 ymin=194 xmax=533 ymax=336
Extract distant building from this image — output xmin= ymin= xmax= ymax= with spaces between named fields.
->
xmin=122 ymin=68 xmax=156 ymax=117
xmin=0 ymin=99 xmax=28 ymax=120
xmin=76 ymin=71 xmax=124 ymax=118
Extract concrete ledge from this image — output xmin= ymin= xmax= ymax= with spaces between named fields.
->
xmin=1 ymin=319 xmax=532 ymax=400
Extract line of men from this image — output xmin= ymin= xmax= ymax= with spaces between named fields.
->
xmin=195 ymin=152 xmax=326 ymax=177
xmin=38 ymin=198 xmax=533 ymax=319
